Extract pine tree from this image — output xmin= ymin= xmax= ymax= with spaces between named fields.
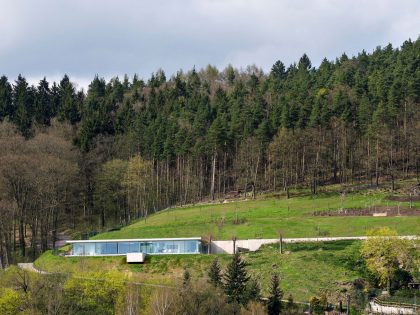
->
xmin=12 ymin=75 xmax=33 ymax=137
xmin=226 ymin=65 xmax=236 ymax=85
xmin=34 ymin=77 xmax=52 ymax=125
xmin=223 ymin=253 xmax=250 ymax=305
xmin=298 ymin=53 xmax=312 ymax=71
xmin=0 ymin=76 xmax=13 ymax=120
xmin=208 ymin=257 xmax=222 ymax=287
xmin=58 ymin=75 xmax=80 ymax=124
xmin=115 ymin=99 xmax=134 ymax=134
xmin=267 ymin=274 xmax=283 ymax=315
xmin=271 ymin=60 xmax=286 ymax=81
xmin=246 ymin=277 xmax=261 ymax=302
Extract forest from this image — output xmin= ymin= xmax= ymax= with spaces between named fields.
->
xmin=0 ymin=38 xmax=419 ymax=265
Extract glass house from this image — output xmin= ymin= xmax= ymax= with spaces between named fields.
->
xmin=66 ymin=237 xmax=203 ymax=256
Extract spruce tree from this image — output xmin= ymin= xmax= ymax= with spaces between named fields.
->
xmin=246 ymin=277 xmax=261 ymax=302
xmin=223 ymin=253 xmax=250 ymax=305
xmin=12 ymin=75 xmax=33 ymax=137
xmin=267 ymin=274 xmax=283 ymax=315
xmin=208 ymin=257 xmax=222 ymax=287
xmin=271 ymin=60 xmax=286 ymax=81
xmin=34 ymin=77 xmax=52 ymax=125
xmin=0 ymin=76 xmax=13 ymax=120
xmin=58 ymin=75 xmax=80 ymax=124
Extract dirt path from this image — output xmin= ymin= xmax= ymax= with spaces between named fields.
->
xmin=17 ymin=263 xmax=49 ymax=274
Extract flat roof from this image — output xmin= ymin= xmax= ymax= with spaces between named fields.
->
xmin=66 ymin=237 xmax=202 ymax=244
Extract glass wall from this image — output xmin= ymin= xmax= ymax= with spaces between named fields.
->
xmin=71 ymin=240 xmax=201 ymax=256
xmin=95 ymin=242 xmax=118 ymax=255
xmin=73 ymin=244 xmax=84 ymax=255
xmin=118 ymin=242 xmax=140 ymax=254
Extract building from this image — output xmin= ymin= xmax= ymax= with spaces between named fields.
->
xmin=66 ymin=237 xmax=203 ymax=256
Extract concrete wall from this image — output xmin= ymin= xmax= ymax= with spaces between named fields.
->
xmin=211 ymin=239 xmax=278 ymax=254
xmin=368 ymin=301 xmax=417 ymax=314
xmin=209 ymin=236 xmax=420 ymax=254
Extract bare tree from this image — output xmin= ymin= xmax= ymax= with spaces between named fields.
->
xmin=151 ymin=288 xmax=174 ymax=315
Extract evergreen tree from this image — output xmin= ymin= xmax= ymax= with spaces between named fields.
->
xmin=246 ymin=277 xmax=261 ymax=302
xmin=0 ymin=76 xmax=13 ymax=120
xmin=271 ymin=60 xmax=286 ymax=81
xmin=58 ymin=75 xmax=80 ymax=124
xmin=208 ymin=257 xmax=222 ymax=287
xmin=115 ymin=99 xmax=134 ymax=134
xmin=298 ymin=53 xmax=312 ymax=71
xmin=223 ymin=253 xmax=250 ymax=305
xmin=267 ymin=274 xmax=283 ymax=315
xmin=225 ymin=64 xmax=236 ymax=85
xmin=12 ymin=75 xmax=33 ymax=137
xmin=50 ymin=82 xmax=60 ymax=118
xmin=34 ymin=77 xmax=52 ymax=125
xmin=122 ymin=74 xmax=130 ymax=92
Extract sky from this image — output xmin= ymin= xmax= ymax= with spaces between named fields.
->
xmin=0 ymin=0 xmax=419 ymax=91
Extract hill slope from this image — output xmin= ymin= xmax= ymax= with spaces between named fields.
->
xmin=94 ymin=187 xmax=420 ymax=240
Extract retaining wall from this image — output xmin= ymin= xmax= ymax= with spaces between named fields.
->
xmin=209 ymin=236 xmax=417 ymax=254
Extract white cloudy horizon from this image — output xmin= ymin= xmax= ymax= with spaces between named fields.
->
xmin=1 ymin=0 xmax=419 ymax=91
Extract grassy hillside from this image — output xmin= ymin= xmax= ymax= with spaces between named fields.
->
xmin=35 ymin=183 xmax=419 ymax=302
xmin=36 ymin=240 xmax=364 ymax=301
xmin=94 ymin=188 xmax=420 ymax=240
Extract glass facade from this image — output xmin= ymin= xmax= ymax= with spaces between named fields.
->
xmin=70 ymin=239 xmax=201 ymax=256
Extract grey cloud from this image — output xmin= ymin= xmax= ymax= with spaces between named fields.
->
xmin=1 ymin=0 xmax=419 ymax=90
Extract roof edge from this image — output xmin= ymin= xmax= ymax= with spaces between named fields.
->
xmin=66 ymin=237 xmax=202 ymax=243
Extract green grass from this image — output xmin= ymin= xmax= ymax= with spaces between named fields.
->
xmin=35 ymin=240 xmax=365 ymax=301
xmin=93 ymin=190 xmax=420 ymax=240
xmin=246 ymin=241 xmax=364 ymax=301
xmin=34 ymin=183 xmax=419 ymax=302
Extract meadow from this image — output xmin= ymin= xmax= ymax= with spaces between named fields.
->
xmin=35 ymin=182 xmax=419 ymax=302
xmin=94 ymin=188 xmax=420 ymax=240
xmin=36 ymin=240 xmax=364 ymax=301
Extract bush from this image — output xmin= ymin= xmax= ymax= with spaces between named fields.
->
xmin=63 ymin=271 xmax=125 ymax=315
xmin=0 ymin=288 xmax=25 ymax=315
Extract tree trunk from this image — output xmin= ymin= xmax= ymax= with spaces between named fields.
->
xmin=19 ymin=219 xmax=25 ymax=257
xmin=211 ymin=152 xmax=217 ymax=200
xmin=375 ymin=139 xmax=380 ymax=187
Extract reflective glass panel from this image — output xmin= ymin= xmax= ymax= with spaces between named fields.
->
xmin=73 ymin=244 xmax=84 ymax=255
xmin=84 ymin=243 xmax=96 ymax=256
xmin=118 ymin=242 xmax=140 ymax=254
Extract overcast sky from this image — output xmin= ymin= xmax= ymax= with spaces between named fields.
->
xmin=0 ymin=0 xmax=419 ymax=90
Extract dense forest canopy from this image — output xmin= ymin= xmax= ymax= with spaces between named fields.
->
xmin=0 ymin=38 xmax=419 ymax=264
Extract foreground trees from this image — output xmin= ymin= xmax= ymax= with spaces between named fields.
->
xmin=223 ymin=253 xmax=251 ymax=306
xmin=0 ymin=269 xmax=142 ymax=315
xmin=208 ymin=257 xmax=222 ymax=287
xmin=361 ymin=227 xmax=417 ymax=293
xmin=267 ymin=274 xmax=283 ymax=315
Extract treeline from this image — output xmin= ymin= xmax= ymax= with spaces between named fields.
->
xmin=0 ymin=38 xmax=419 ymax=263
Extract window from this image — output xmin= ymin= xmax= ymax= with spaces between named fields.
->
xmin=84 ymin=243 xmax=96 ymax=256
xmin=118 ymin=242 xmax=140 ymax=254
xmin=73 ymin=244 xmax=84 ymax=255
xmin=184 ymin=241 xmax=199 ymax=253
xmin=70 ymin=239 xmax=202 ymax=256
xmin=95 ymin=242 xmax=118 ymax=255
